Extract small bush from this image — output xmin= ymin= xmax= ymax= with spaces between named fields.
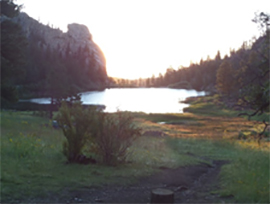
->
xmin=95 ymin=111 xmax=141 ymax=166
xmin=55 ymin=102 xmax=99 ymax=163
xmin=56 ymin=103 xmax=141 ymax=165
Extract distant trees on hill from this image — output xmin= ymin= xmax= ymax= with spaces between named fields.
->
xmin=18 ymin=32 xmax=107 ymax=99
xmin=111 ymin=50 xmax=222 ymax=91
xmin=112 ymin=12 xmax=269 ymax=119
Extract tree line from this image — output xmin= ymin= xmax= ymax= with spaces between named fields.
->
xmin=112 ymin=12 xmax=269 ymax=118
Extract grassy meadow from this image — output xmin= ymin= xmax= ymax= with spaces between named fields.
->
xmin=1 ymin=96 xmax=269 ymax=203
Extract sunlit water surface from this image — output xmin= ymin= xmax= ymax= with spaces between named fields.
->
xmin=29 ymin=88 xmax=206 ymax=113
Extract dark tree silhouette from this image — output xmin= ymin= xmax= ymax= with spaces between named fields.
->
xmin=1 ymin=0 xmax=27 ymax=104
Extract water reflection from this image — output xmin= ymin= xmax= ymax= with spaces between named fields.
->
xmin=29 ymin=88 xmax=205 ymax=113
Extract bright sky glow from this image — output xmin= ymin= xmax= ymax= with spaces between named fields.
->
xmin=17 ymin=0 xmax=269 ymax=79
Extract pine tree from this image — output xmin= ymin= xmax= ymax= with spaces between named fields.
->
xmin=216 ymin=61 xmax=235 ymax=96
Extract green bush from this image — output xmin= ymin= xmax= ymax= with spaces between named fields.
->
xmin=95 ymin=111 xmax=142 ymax=166
xmin=56 ymin=102 xmax=141 ymax=165
xmin=55 ymin=102 xmax=99 ymax=163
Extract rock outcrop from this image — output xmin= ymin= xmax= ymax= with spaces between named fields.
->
xmin=15 ymin=12 xmax=107 ymax=80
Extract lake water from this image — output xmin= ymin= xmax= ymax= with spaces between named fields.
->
xmin=28 ymin=88 xmax=206 ymax=113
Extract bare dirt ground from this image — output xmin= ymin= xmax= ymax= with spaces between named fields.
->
xmin=42 ymin=160 xmax=232 ymax=204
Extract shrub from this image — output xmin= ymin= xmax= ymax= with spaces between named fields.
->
xmin=56 ymin=102 xmax=141 ymax=165
xmin=95 ymin=111 xmax=141 ymax=166
xmin=55 ymin=102 xmax=99 ymax=163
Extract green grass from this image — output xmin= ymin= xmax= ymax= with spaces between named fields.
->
xmin=241 ymin=110 xmax=270 ymax=122
xmin=166 ymin=137 xmax=239 ymax=160
xmin=220 ymin=147 xmax=269 ymax=203
xmin=166 ymin=136 xmax=270 ymax=203
xmin=175 ymin=96 xmax=270 ymax=202
xmin=183 ymin=101 xmax=239 ymax=117
xmin=0 ymin=111 xmax=201 ymax=202
xmin=130 ymin=112 xmax=197 ymax=123
xmin=184 ymin=95 xmax=270 ymax=122
xmin=1 ymin=100 xmax=269 ymax=203
xmin=129 ymin=136 xmax=201 ymax=168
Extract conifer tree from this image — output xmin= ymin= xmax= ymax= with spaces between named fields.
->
xmin=216 ymin=61 xmax=235 ymax=96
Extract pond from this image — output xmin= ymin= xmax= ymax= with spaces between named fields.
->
xmin=28 ymin=88 xmax=206 ymax=113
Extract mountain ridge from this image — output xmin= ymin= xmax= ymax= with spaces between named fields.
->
xmin=15 ymin=12 xmax=106 ymax=76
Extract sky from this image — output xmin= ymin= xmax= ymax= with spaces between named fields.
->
xmin=17 ymin=0 xmax=269 ymax=79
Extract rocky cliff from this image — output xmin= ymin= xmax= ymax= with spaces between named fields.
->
xmin=15 ymin=12 xmax=107 ymax=86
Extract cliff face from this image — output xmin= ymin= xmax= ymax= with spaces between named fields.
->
xmin=15 ymin=12 xmax=107 ymax=86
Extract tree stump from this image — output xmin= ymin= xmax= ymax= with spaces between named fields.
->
xmin=150 ymin=188 xmax=174 ymax=203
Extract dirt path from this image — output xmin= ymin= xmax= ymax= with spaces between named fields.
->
xmin=50 ymin=160 xmax=231 ymax=203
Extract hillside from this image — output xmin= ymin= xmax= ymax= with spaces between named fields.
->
xmin=2 ymin=10 xmax=108 ymax=102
